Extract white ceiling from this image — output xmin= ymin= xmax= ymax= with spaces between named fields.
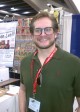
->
xmin=0 ymin=0 xmax=79 ymax=20
xmin=24 ymin=0 xmax=79 ymax=14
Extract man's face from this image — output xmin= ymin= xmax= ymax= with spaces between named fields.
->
xmin=32 ymin=17 xmax=57 ymax=49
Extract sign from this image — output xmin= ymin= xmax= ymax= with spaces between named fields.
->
xmin=0 ymin=21 xmax=18 ymax=67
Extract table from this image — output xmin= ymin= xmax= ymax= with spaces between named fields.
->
xmin=0 ymin=78 xmax=20 ymax=87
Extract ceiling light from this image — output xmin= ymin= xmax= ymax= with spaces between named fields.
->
xmin=0 ymin=4 xmax=5 ymax=7
xmin=12 ymin=13 xmax=20 ymax=16
xmin=11 ymin=7 xmax=18 ymax=11
xmin=23 ymin=11 xmax=30 ymax=14
xmin=72 ymin=0 xmax=80 ymax=12
xmin=0 ymin=10 xmax=9 ymax=14
xmin=0 ymin=19 xmax=3 ymax=21
xmin=47 ymin=3 xmax=51 ymax=7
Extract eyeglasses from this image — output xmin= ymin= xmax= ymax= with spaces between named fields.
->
xmin=34 ymin=27 xmax=53 ymax=36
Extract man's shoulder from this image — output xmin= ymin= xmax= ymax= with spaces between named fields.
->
xmin=21 ymin=53 xmax=33 ymax=64
xmin=59 ymin=47 xmax=80 ymax=64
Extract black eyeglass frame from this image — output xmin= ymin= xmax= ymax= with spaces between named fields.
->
xmin=33 ymin=27 xmax=54 ymax=36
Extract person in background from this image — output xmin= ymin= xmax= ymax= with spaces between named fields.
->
xmin=19 ymin=11 xmax=80 ymax=112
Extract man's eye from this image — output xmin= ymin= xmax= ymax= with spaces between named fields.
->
xmin=45 ymin=28 xmax=51 ymax=32
xmin=35 ymin=28 xmax=41 ymax=32
xmin=36 ymin=29 xmax=40 ymax=32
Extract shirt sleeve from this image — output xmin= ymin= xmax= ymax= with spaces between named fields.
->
xmin=74 ymin=68 xmax=80 ymax=97
xmin=20 ymin=59 xmax=24 ymax=84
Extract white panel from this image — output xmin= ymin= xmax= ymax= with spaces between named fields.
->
xmin=0 ymin=95 xmax=16 ymax=112
xmin=0 ymin=67 xmax=9 ymax=82
xmin=63 ymin=15 xmax=72 ymax=52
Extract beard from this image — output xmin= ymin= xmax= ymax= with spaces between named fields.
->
xmin=34 ymin=38 xmax=56 ymax=49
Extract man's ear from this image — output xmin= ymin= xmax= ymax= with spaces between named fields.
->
xmin=55 ymin=32 xmax=58 ymax=38
xmin=55 ymin=34 xmax=57 ymax=38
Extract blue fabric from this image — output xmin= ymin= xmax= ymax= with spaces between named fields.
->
xmin=70 ymin=14 xmax=80 ymax=57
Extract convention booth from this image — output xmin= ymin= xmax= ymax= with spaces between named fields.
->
xmin=0 ymin=7 xmax=79 ymax=112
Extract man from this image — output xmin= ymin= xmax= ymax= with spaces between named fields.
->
xmin=19 ymin=11 xmax=80 ymax=112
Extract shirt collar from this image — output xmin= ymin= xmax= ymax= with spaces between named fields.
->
xmin=32 ymin=45 xmax=64 ymax=60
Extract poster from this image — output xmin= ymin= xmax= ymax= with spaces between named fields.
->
xmin=0 ymin=21 xmax=18 ymax=67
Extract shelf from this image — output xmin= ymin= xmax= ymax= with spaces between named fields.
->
xmin=16 ymin=39 xmax=32 ymax=42
xmin=0 ymin=78 xmax=20 ymax=87
xmin=14 ymin=18 xmax=34 ymax=73
xmin=17 ymin=26 xmax=30 ymax=28
xmin=16 ymin=34 xmax=31 ymax=36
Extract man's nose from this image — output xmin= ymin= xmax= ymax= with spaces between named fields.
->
xmin=41 ymin=29 xmax=46 ymax=36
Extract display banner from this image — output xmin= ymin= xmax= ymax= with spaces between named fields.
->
xmin=63 ymin=14 xmax=80 ymax=58
xmin=0 ymin=21 xmax=18 ymax=67
xmin=70 ymin=14 xmax=80 ymax=57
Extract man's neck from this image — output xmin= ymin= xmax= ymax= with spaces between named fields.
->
xmin=37 ymin=44 xmax=56 ymax=65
